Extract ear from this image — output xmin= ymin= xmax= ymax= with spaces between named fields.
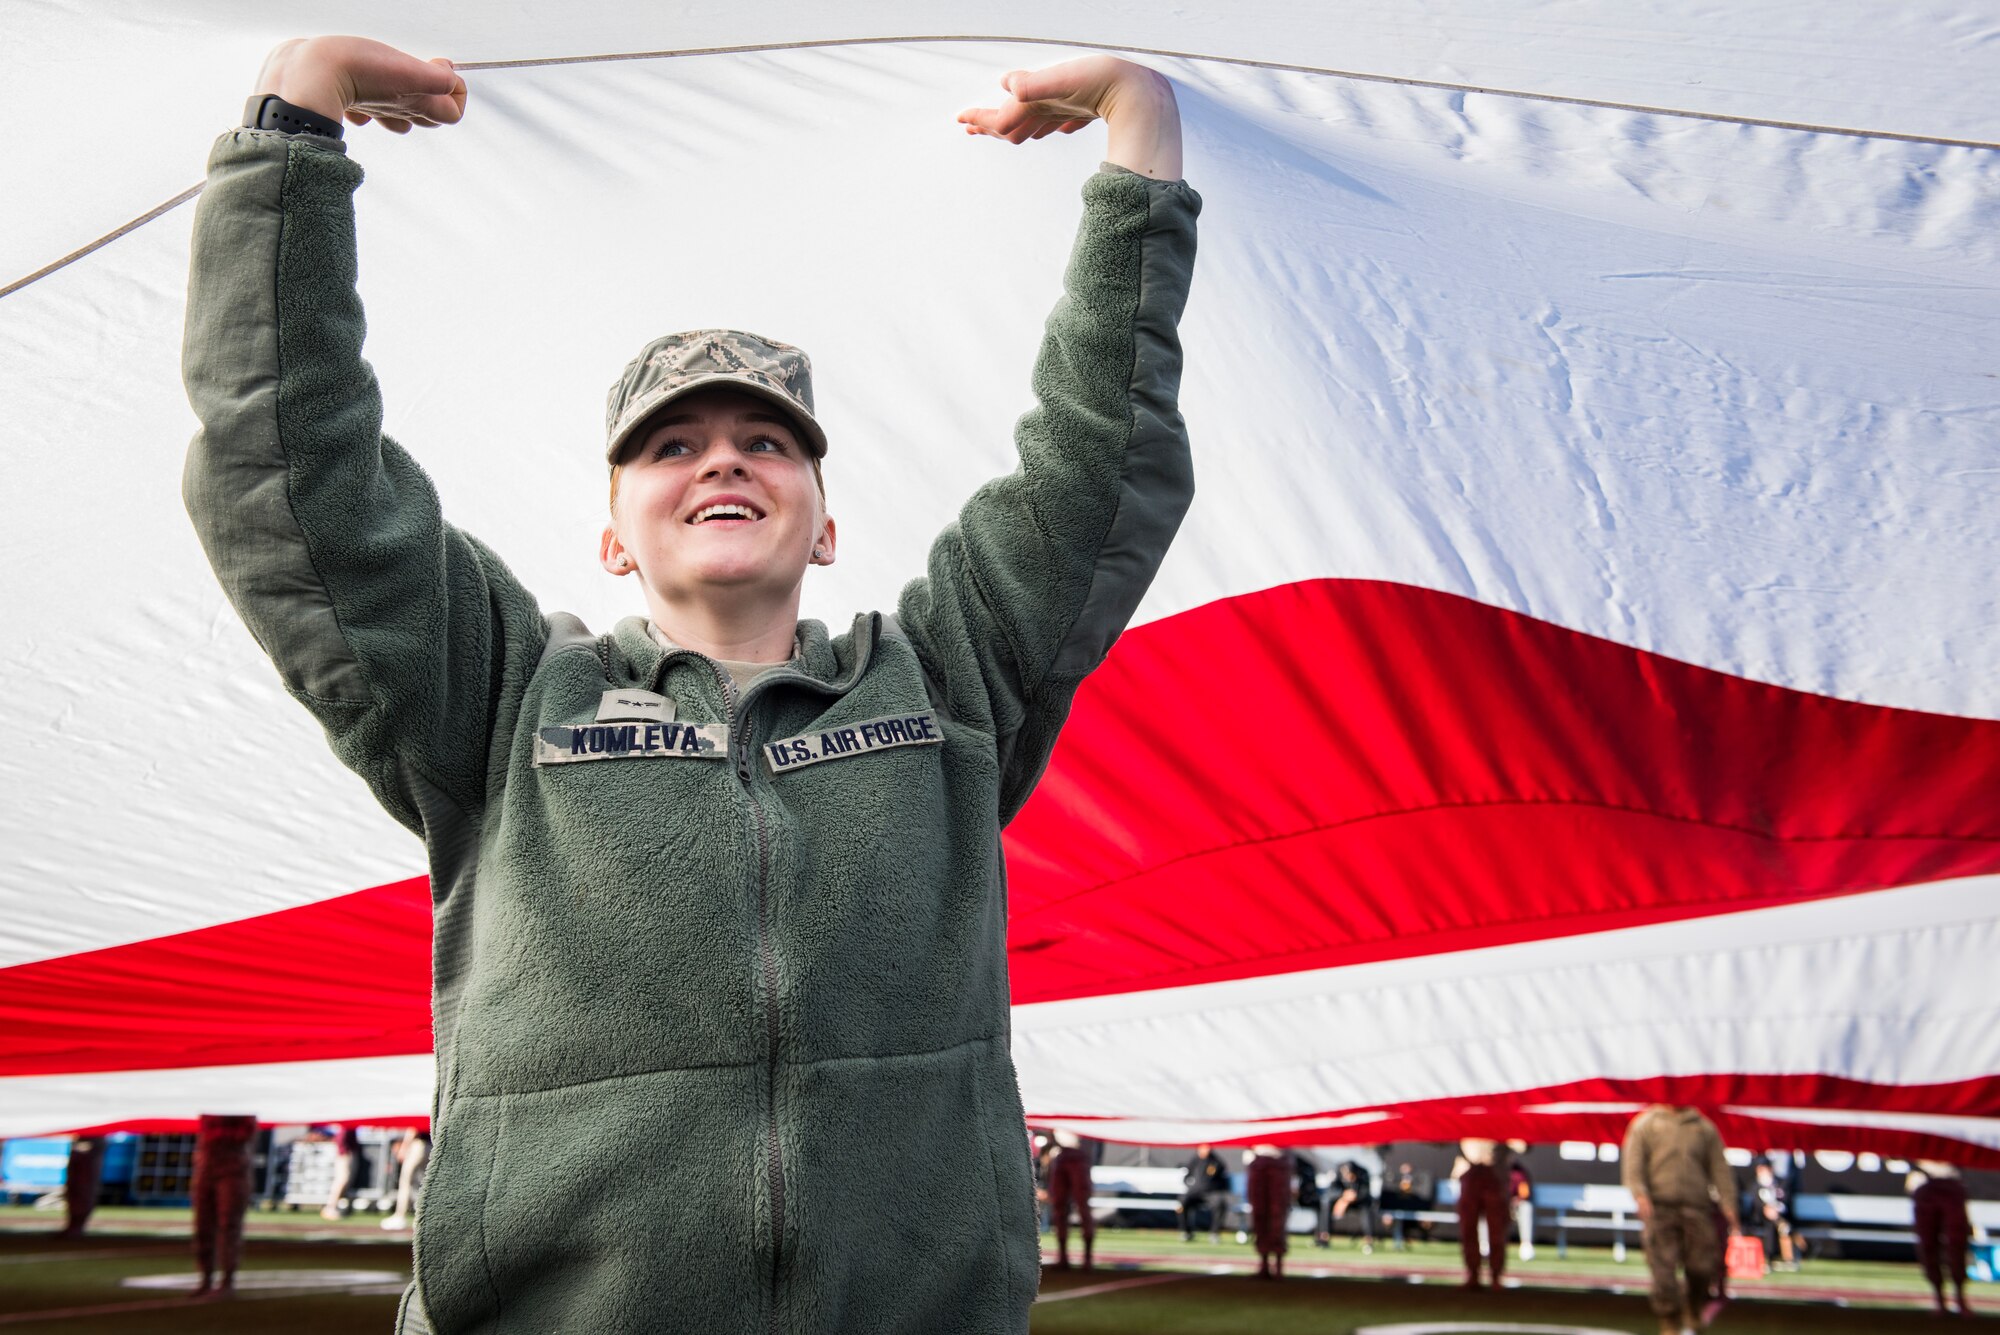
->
xmin=601 ymin=524 xmax=637 ymax=577
xmin=809 ymin=514 xmax=837 ymax=567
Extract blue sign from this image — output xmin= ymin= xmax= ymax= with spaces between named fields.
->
xmin=1 ymin=1138 xmax=74 ymax=1188
xmin=102 ymin=1132 xmax=137 ymax=1184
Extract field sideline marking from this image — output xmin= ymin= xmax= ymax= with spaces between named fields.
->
xmin=0 ymin=1276 xmax=397 ymax=1326
xmin=1036 ymin=1272 xmax=1203 ymax=1303
xmin=1355 ymin=1323 xmax=1631 ymax=1335
xmin=0 ymin=1247 xmax=176 ymax=1266
xmin=0 ymin=1297 xmax=220 ymax=1327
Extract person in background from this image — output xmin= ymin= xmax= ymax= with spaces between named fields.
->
xmin=262 ymin=1135 xmax=292 ymax=1215
xmin=1292 ymin=1151 xmax=1322 ymax=1247
xmin=1621 ymin=1104 xmax=1739 ymax=1335
xmin=1178 ymin=1143 xmax=1231 ymax=1243
xmin=1246 ymin=1145 xmax=1291 ymax=1280
xmin=1749 ymin=1160 xmax=1795 ymax=1270
xmin=191 ymin=1113 xmax=258 ymax=1297
xmin=321 ymin=1123 xmax=362 ymax=1220
xmin=1381 ymin=1160 xmax=1435 ymax=1248
xmin=1453 ymin=1138 xmax=1513 ymax=1289
xmin=1323 ymin=1160 xmax=1377 ymax=1253
xmin=1779 ymin=1150 xmax=1808 ymax=1263
xmin=60 ymin=1134 xmax=104 ymax=1238
xmin=1045 ymin=1131 xmax=1096 ymax=1271
xmin=1509 ymin=1150 xmax=1536 ymax=1262
xmin=382 ymin=1128 xmax=430 ymax=1231
xmin=1032 ymin=1132 xmax=1056 ymax=1233
xmin=1912 ymin=1160 xmax=1973 ymax=1317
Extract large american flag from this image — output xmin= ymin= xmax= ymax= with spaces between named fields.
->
xmin=4 ymin=9 xmax=1996 ymax=1165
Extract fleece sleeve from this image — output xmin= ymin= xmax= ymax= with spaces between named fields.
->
xmin=181 ymin=130 xmax=548 ymax=835
xmin=896 ymin=166 xmax=1200 ymax=823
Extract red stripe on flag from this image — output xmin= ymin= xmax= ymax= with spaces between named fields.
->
xmin=1036 ymin=1072 xmax=2000 ymax=1166
xmin=1004 ymin=579 xmax=2000 ymax=1003
xmin=3 ymin=580 xmax=1996 ymax=1077
xmin=0 ymin=878 xmax=432 ymax=1077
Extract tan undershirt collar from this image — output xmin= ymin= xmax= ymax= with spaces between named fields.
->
xmin=648 ymin=623 xmax=796 ymax=692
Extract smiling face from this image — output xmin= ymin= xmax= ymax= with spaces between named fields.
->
xmin=601 ymin=387 xmax=834 ymax=615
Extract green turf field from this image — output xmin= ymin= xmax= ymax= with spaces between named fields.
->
xmin=0 ymin=1210 xmax=1986 ymax=1331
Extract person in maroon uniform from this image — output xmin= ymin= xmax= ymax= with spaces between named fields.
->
xmin=191 ymin=1113 xmax=258 ymax=1297
xmin=1046 ymin=1132 xmax=1096 ymax=1270
xmin=1454 ymin=1138 xmax=1513 ymax=1288
xmin=1912 ymin=1160 xmax=1973 ymax=1316
xmin=60 ymin=1134 xmax=104 ymax=1238
xmin=1246 ymin=1145 xmax=1292 ymax=1280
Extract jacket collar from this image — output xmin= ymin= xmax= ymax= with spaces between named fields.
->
xmin=607 ymin=613 xmax=870 ymax=690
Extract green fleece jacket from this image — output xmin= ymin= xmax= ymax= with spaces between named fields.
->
xmin=182 ymin=127 xmax=1198 ymax=1335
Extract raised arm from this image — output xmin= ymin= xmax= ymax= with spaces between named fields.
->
xmin=183 ymin=38 xmax=544 ymax=835
xmin=900 ymin=58 xmax=1199 ymax=820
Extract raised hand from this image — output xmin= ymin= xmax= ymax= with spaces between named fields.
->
xmin=254 ymin=36 xmax=466 ymax=135
xmin=958 ymin=55 xmax=1182 ymax=180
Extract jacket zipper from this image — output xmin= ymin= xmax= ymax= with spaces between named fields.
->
xmin=662 ymin=623 xmax=883 ymax=1334
xmin=699 ymin=660 xmax=787 ymax=1331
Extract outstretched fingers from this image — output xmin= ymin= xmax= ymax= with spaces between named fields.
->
xmin=957 ymin=98 xmax=1098 ymax=146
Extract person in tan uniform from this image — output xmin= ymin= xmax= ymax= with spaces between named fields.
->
xmin=1621 ymin=1105 xmax=1739 ymax=1335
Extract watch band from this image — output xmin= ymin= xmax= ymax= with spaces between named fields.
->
xmin=244 ymin=94 xmax=344 ymax=141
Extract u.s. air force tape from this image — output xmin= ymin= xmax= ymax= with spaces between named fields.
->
xmin=534 ymin=720 xmax=728 ymax=766
xmin=764 ymin=710 xmax=942 ymax=774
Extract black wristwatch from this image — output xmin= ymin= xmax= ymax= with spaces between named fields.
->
xmin=244 ymin=94 xmax=344 ymax=141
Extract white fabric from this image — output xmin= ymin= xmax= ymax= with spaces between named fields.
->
xmin=8 ymin=2 xmax=1994 ymax=284
xmin=4 ymin=11 xmax=1997 ymax=1147
xmin=0 ymin=1055 xmax=435 ymax=1140
xmin=1011 ymin=876 xmax=2000 ymax=1119
xmin=4 ymin=41 xmax=1995 ymax=967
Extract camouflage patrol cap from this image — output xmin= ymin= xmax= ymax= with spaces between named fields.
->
xmin=605 ymin=329 xmax=828 ymax=464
